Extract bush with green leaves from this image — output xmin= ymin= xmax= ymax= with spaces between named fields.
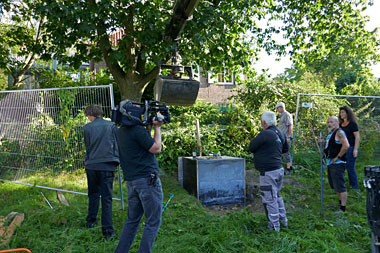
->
xmin=157 ymin=101 xmax=257 ymax=172
xmin=0 ymin=138 xmax=21 ymax=172
xmin=232 ymin=72 xmax=380 ymax=161
xmin=27 ymin=111 xmax=88 ymax=172
xmin=0 ymin=68 xmax=7 ymax=91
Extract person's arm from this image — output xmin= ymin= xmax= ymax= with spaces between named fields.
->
xmin=282 ymin=133 xmax=289 ymax=154
xmin=287 ymin=124 xmax=293 ymax=140
xmin=112 ymin=124 xmax=120 ymax=156
xmin=148 ymin=114 xmax=164 ymax=154
xmin=249 ymin=132 xmax=264 ymax=153
xmin=331 ymin=130 xmax=349 ymax=164
xmin=353 ymin=131 xmax=360 ymax=158
xmin=83 ymin=127 xmax=90 ymax=161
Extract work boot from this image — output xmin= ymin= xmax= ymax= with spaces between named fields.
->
xmin=281 ymin=221 xmax=289 ymax=229
xmin=264 ymin=222 xmax=280 ymax=232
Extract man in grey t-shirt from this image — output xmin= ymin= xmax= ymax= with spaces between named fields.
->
xmin=276 ymin=102 xmax=293 ymax=174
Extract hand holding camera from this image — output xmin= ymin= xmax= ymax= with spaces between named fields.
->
xmin=152 ymin=112 xmax=165 ymax=127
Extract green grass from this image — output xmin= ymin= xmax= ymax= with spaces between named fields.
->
xmin=0 ymin=160 xmax=375 ymax=253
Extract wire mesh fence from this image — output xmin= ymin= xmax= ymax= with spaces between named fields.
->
xmin=0 ymin=85 xmax=122 ymax=200
xmin=292 ymin=93 xmax=380 ymax=162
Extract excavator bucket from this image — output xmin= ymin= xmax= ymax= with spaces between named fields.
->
xmin=154 ymin=76 xmax=200 ymax=106
xmin=153 ymin=64 xmax=200 ymax=106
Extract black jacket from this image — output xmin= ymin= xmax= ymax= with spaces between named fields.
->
xmin=83 ymin=117 xmax=120 ymax=167
xmin=249 ymin=126 xmax=289 ymax=172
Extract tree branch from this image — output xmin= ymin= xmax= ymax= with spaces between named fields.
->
xmin=121 ymin=4 xmax=135 ymax=71
xmin=163 ymin=0 xmax=201 ymax=41
xmin=140 ymin=65 xmax=159 ymax=86
xmin=136 ymin=46 xmax=146 ymax=75
xmin=87 ymin=0 xmax=126 ymax=82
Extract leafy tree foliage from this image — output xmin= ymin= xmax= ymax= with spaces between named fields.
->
xmin=276 ymin=0 xmax=379 ymax=88
xmin=1 ymin=0 xmax=378 ymax=101
xmin=159 ymin=101 xmax=256 ymax=171
xmin=0 ymin=69 xmax=7 ymax=90
xmin=0 ymin=1 xmax=51 ymax=87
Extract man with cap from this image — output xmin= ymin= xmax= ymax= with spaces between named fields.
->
xmin=276 ymin=102 xmax=294 ymax=174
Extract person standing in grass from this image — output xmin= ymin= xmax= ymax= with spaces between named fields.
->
xmin=115 ymin=108 xmax=164 ymax=253
xmin=83 ymin=104 xmax=120 ymax=240
xmin=249 ymin=111 xmax=289 ymax=232
xmin=338 ymin=105 xmax=360 ymax=191
xmin=324 ymin=116 xmax=349 ymax=212
xmin=275 ymin=102 xmax=294 ymax=175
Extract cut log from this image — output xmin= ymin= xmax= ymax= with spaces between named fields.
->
xmin=0 ymin=212 xmax=25 ymax=246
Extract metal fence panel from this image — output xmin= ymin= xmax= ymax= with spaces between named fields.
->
xmin=293 ymin=93 xmax=380 ymax=162
xmin=0 ymin=85 xmax=123 ymax=201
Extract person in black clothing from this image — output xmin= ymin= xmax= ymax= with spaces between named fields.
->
xmin=325 ymin=116 xmax=350 ymax=212
xmin=339 ymin=105 xmax=360 ymax=191
xmin=83 ymin=104 xmax=120 ymax=240
xmin=115 ymin=111 xmax=164 ymax=253
xmin=249 ymin=111 xmax=289 ymax=232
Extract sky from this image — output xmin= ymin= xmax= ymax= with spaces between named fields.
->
xmin=257 ymin=1 xmax=380 ymax=77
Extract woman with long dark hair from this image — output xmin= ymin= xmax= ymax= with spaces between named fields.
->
xmin=339 ymin=105 xmax=360 ymax=191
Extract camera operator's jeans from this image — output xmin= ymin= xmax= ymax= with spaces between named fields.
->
xmin=346 ymin=146 xmax=359 ymax=190
xmin=116 ymin=177 xmax=163 ymax=253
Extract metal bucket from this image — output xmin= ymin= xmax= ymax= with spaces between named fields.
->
xmin=154 ymin=76 xmax=200 ymax=106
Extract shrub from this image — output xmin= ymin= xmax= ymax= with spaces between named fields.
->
xmin=157 ymin=101 xmax=257 ymax=172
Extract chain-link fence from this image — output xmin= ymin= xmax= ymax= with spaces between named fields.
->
xmin=0 ymin=85 xmax=123 ymax=202
xmin=292 ymin=93 xmax=380 ymax=162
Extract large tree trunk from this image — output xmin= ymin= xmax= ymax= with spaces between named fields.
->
xmin=117 ymin=75 xmax=150 ymax=102
xmin=109 ymin=63 xmax=159 ymax=102
xmin=95 ymin=0 xmax=199 ymax=102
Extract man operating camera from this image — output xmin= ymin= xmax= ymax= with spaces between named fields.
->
xmin=115 ymin=110 xmax=164 ymax=253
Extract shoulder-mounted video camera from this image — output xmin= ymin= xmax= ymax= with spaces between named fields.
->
xmin=112 ymin=99 xmax=170 ymax=126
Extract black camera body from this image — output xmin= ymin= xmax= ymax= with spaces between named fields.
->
xmin=112 ymin=99 xmax=170 ymax=126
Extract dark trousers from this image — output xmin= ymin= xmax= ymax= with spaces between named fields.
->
xmin=346 ymin=146 xmax=359 ymax=190
xmin=115 ymin=177 xmax=163 ymax=253
xmin=86 ymin=169 xmax=114 ymax=235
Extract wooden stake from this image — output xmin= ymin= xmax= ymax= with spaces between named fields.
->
xmin=196 ymin=119 xmax=202 ymax=156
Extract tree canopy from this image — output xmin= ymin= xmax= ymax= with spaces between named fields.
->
xmin=0 ymin=1 xmax=51 ymax=87
xmin=0 ymin=0 xmax=378 ymax=100
xmin=277 ymin=0 xmax=379 ymax=87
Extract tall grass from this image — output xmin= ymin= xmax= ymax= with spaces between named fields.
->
xmin=0 ymin=160 xmax=373 ymax=253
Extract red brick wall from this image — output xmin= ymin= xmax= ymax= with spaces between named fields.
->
xmin=197 ymin=85 xmax=237 ymax=104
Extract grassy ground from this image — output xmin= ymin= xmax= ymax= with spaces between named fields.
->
xmin=0 ymin=157 xmax=374 ymax=253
